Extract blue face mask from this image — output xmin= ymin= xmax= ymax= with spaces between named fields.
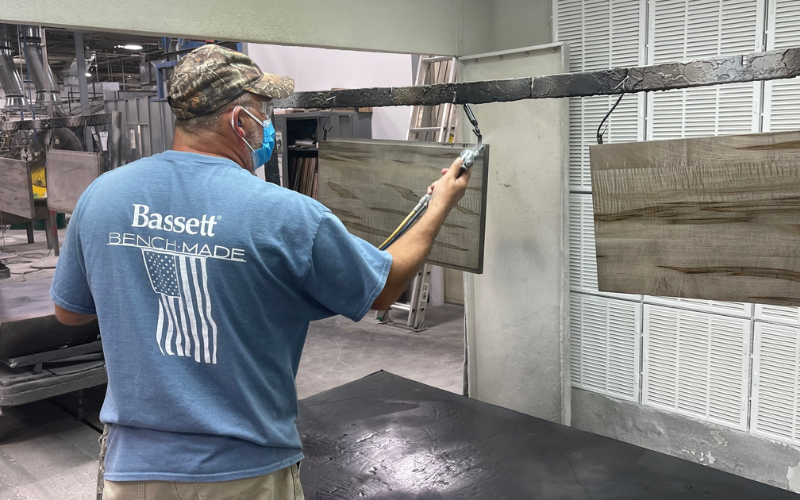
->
xmin=232 ymin=106 xmax=276 ymax=172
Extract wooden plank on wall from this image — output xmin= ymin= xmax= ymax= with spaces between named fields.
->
xmin=0 ymin=158 xmax=34 ymax=220
xmin=46 ymin=150 xmax=104 ymax=214
xmin=590 ymin=130 xmax=800 ymax=306
xmin=318 ymin=139 xmax=489 ymax=273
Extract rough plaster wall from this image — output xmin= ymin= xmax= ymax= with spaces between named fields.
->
xmin=0 ymin=0 xmax=459 ymax=55
xmin=572 ymin=388 xmax=800 ymax=492
xmin=489 ymin=0 xmax=553 ymax=52
xmin=459 ymin=0 xmax=553 ymax=56
xmin=463 ymin=44 xmax=569 ymax=424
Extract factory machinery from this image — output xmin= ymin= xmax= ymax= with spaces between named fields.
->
xmin=0 ymin=24 xmax=122 ymax=417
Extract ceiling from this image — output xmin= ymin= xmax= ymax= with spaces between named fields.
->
xmin=2 ymin=25 xmax=240 ymax=86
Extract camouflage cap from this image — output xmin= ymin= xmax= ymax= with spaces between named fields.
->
xmin=167 ymin=45 xmax=294 ymax=119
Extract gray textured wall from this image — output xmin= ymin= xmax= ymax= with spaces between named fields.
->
xmin=460 ymin=0 xmax=553 ymax=55
xmin=487 ymin=0 xmax=553 ymax=53
xmin=1 ymin=0 xmax=552 ymax=57
xmin=463 ymin=43 xmax=570 ymax=424
xmin=572 ymin=388 xmax=800 ymax=492
xmin=0 ymin=0 xmax=461 ymax=55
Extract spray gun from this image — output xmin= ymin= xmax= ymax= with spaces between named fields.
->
xmin=378 ymin=104 xmax=482 ymax=250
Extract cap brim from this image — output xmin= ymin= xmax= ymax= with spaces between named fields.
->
xmin=246 ymin=72 xmax=295 ymax=99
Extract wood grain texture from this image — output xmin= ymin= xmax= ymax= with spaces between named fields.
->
xmin=0 ymin=158 xmax=34 ymax=220
xmin=46 ymin=150 xmax=103 ymax=213
xmin=318 ymin=139 xmax=488 ymax=273
xmin=591 ymin=130 xmax=800 ymax=306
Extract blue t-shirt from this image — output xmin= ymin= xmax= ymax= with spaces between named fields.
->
xmin=50 ymin=150 xmax=392 ymax=482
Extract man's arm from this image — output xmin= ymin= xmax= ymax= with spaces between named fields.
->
xmin=372 ymin=157 xmax=471 ymax=310
xmin=54 ymin=304 xmax=97 ymax=326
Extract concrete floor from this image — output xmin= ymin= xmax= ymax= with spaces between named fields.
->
xmin=298 ymin=305 xmax=465 ymax=398
xmin=0 ymin=227 xmax=465 ymax=499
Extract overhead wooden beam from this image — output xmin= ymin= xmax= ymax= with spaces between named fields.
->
xmin=275 ymin=47 xmax=800 ymax=108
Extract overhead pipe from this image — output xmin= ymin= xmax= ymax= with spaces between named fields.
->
xmin=20 ymin=25 xmax=63 ymax=114
xmin=0 ymin=24 xmax=27 ymax=110
xmin=18 ymin=25 xmax=82 ymax=151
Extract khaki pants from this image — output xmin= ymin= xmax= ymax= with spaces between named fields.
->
xmin=103 ymin=463 xmax=304 ymax=500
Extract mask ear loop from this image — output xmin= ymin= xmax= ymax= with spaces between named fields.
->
xmin=231 ymin=106 xmax=272 ymax=153
xmin=230 ymin=105 xmax=258 ymax=172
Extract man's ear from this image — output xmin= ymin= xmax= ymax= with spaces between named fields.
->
xmin=230 ymin=106 xmax=246 ymax=138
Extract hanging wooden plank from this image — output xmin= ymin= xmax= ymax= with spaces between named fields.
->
xmin=590 ymin=130 xmax=800 ymax=306
xmin=0 ymin=158 xmax=34 ymax=220
xmin=46 ymin=150 xmax=104 ymax=213
xmin=318 ymin=139 xmax=489 ymax=273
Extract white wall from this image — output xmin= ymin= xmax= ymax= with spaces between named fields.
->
xmin=246 ymin=44 xmax=413 ymax=141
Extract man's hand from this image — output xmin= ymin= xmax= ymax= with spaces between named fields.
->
xmin=371 ymin=157 xmax=473 ymax=311
xmin=426 ymin=157 xmax=471 ymax=214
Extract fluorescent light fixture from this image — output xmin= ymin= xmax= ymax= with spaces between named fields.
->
xmin=115 ymin=44 xmax=143 ymax=50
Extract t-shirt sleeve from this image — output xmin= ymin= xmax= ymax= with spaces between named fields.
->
xmin=50 ymin=202 xmax=96 ymax=315
xmin=302 ymin=212 xmax=393 ymax=321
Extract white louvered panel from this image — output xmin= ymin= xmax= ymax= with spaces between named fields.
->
xmin=764 ymin=0 xmax=800 ymax=132
xmin=557 ymin=0 xmax=643 ymax=191
xmin=752 ymin=322 xmax=800 ymax=444
xmin=567 ymin=98 xmax=584 ymax=187
xmin=648 ymin=0 xmax=761 ymax=141
xmin=609 ymin=0 xmax=642 ymax=68
xmin=755 ymin=304 xmax=800 ymax=326
xmin=570 ymin=292 xmax=641 ymax=401
xmin=648 ymin=81 xmax=759 ymax=141
xmin=555 ymin=0 xmax=584 ymax=73
xmin=569 ymin=193 xmax=640 ymax=299
xmin=764 ymin=80 xmax=800 ymax=132
xmin=583 ymin=1 xmax=611 ymax=71
xmin=569 ymin=194 xmax=597 ymax=291
xmin=716 ymin=83 xmax=760 ymax=135
xmin=569 ymin=292 xmax=583 ymax=386
xmin=643 ymin=305 xmax=749 ymax=429
xmin=568 ymin=194 xmax=585 ymax=290
xmin=644 ymin=296 xmax=752 ymax=318
xmin=651 ymin=0 xmax=761 ymax=63
xmin=771 ymin=0 xmax=800 ymax=50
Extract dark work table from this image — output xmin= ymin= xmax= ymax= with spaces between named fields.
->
xmin=297 ymin=371 xmax=799 ymax=500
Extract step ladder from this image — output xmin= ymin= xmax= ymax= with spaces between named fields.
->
xmin=376 ymin=55 xmax=460 ymax=331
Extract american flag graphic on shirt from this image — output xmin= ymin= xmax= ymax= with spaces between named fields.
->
xmin=142 ymin=249 xmax=218 ymax=364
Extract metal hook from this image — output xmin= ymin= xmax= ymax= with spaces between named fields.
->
xmin=596 ymin=74 xmax=629 ymax=145
xmin=459 ymin=104 xmax=484 ymax=172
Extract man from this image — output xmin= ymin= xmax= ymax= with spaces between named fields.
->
xmin=51 ymin=45 xmax=470 ymax=499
